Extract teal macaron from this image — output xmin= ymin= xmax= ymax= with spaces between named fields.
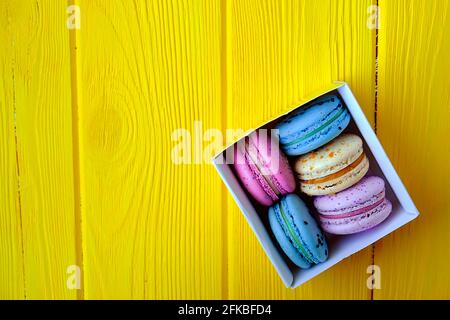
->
xmin=269 ymin=194 xmax=328 ymax=269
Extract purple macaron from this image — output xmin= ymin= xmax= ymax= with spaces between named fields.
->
xmin=313 ymin=176 xmax=392 ymax=235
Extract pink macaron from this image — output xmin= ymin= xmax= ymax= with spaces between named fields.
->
xmin=233 ymin=130 xmax=296 ymax=206
xmin=313 ymin=176 xmax=392 ymax=235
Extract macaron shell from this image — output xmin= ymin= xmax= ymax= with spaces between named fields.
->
xmin=282 ymin=194 xmax=328 ymax=263
xmin=314 ymin=176 xmax=386 ymax=214
xmin=277 ymin=95 xmax=342 ymax=140
xmin=268 ymin=206 xmax=311 ymax=269
xmin=233 ymin=131 xmax=296 ymax=206
xmin=320 ymin=199 xmax=392 ymax=235
xmin=248 ymin=132 xmax=296 ymax=194
xmin=300 ymin=155 xmax=369 ymax=196
xmin=276 ymin=96 xmax=350 ymax=156
xmin=295 ymin=134 xmax=363 ymax=180
xmin=234 ymin=144 xmax=277 ymax=206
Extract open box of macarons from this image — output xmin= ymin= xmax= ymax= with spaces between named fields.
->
xmin=213 ymin=82 xmax=419 ymax=288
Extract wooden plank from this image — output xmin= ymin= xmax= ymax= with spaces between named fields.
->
xmin=77 ymin=0 xmax=224 ymax=298
xmin=375 ymin=0 xmax=450 ymax=299
xmin=227 ymin=0 xmax=376 ymax=299
xmin=1 ymin=0 xmax=78 ymax=299
xmin=0 ymin=0 xmax=79 ymax=299
xmin=0 ymin=2 xmax=25 ymax=300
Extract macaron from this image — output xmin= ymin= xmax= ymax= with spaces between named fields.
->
xmin=268 ymin=194 xmax=328 ymax=269
xmin=295 ymin=133 xmax=369 ymax=196
xmin=233 ymin=130 xmax=296 ymax=206
xmin=314 ymin=176 xmax=392 ymax=234
xmin=276 ymin=95 xmax=350 ymax=156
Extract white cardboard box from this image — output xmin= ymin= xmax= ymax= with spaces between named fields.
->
xmin=213 ymin=82 xmax=419 ymax=288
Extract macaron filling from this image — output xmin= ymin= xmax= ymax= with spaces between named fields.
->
xmin=275 ymin=200 xmax=317 ymax=264
xmin=245 ymin=155 xmax=279 ymax=202
xmin=316 ymin=190 xmax=385 ymax=215
xmin=319 ymin=197 xmax=385 ymax=220
xmin=301 ymin=152 xmax=366 ymax=184
xmin=320 ymin=199 xmax=391 ymax=228
xmin=283 ymin=104 xmax=346 ymax=147
xmin=244 ymin=140 xmax=283 ymax=197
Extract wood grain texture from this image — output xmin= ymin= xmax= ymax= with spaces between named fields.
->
xmin=375 ymin=0 xmax=450 ymax=299
xmin=0 ymin=2 xmax=25 ymax=299
xmin=0 ymin=0 xmax=78 ymax=299
xmin=2 ymin=0 xmax=450 ymax=300
xmin=227 ymin=0 xmax=376 ymax=299
xmin=77 ymin=0 xmax=224 ymax=299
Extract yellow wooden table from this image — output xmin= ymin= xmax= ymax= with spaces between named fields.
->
xmin=1 ymin=0 xmax=449 ymax=299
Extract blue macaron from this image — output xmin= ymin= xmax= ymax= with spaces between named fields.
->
xmin=269 ymin=194 xmax=328 ymax=269
xmin=275 ymin=95 xmax=350 ymax=156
